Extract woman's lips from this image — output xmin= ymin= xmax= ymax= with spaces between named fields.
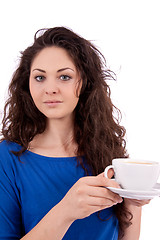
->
xmin=44 ymin=100 xmax=62 ymax=107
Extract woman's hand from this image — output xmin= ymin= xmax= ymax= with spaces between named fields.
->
xmin=124 ymin=198 xmax=151 ymax=207
xmin=120 ymin=198 xmax=151 ymax=240
xmin=61 ymin=173 xmax=123 ymax=222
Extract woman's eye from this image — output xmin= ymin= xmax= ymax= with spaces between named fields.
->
xmin=60 ymin=75 xmax=71 ymax=81
xmin=35 ymin=76 xmax=45 ymax=82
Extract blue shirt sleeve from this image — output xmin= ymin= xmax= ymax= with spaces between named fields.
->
xmin=0 ymin=142 xmax=23 ymax=239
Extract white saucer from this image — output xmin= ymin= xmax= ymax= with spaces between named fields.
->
xmin=107 ymin=183 xmax=160 ymax=200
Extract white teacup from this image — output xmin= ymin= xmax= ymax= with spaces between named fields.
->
xmin=104 ymin=158 xmax=160 ymax=190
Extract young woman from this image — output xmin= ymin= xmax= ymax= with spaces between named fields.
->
xmin=0 ymin=27 xmax=149 ymax=240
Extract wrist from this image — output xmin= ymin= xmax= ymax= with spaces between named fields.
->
xmin=57 ymin=199 xmax=75 ymax=225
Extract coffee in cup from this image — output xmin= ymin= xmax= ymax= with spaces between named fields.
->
xmin=104 ymin=158 xmax=160 ymax=190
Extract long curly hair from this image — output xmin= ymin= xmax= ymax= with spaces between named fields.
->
xmin=1 ymin=27 xmax=132 ymax=238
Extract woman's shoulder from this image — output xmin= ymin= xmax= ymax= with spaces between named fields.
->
xmin=0 ymin=140 xmax=21 ymax=152
xmin=0 ymin=140 xmax=25 ymax=182
xmin=0 ymin=140 xmax=22 ymax=165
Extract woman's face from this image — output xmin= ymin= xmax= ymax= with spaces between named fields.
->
xmin=29 ymin=46 xmax=81 ymax=121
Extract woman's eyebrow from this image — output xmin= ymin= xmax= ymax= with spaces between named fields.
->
xmin=32 ymin=68 xmax=74 ymax=73
xmin=57 ymin=67 xmax=74 ymax=72
xmin=32 ymin=68 xmax=46 ymax=73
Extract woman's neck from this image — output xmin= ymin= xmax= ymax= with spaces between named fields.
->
xmin=29 ymin=117 xmax=77 ymax=157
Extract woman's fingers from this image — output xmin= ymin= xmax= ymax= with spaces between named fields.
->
xmin=78 ymin=175 xmax=122 ymax=204
xmin=86 ymin=185 xmax=123 ymax=203
xmin=76 ymin=177 xmax=123 ymax=210
xmin=105 ymin=168 xmax=115 ymax=179
xmin=62 ymin=173 xmax=123 ymax=221
xmin=82 ymin=174 xmax=120 ymax=189
xmin=87 ymin=194 xmax=122 ymax=207
xmin=124 ymin=198 xmax=151 ymax=207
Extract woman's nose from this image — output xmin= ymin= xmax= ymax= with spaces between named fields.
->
xmin=45 ymin=79 xmax=59 ymax=95
xmin=45 ymin=90 xmax=57 ymax=95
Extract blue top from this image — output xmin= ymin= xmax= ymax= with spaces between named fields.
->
xmin=0 ymin=140 xmax=119 ymax=240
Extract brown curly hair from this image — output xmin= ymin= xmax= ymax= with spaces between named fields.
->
xmin=1 ymin=27 xmax=132 ymax=238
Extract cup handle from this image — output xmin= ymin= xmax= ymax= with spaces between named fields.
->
xmin=104 ymin=165 xmax=115 ymax=179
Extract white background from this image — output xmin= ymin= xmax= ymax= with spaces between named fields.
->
xmin=0 ymin=0 xmax=160 ymax=239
